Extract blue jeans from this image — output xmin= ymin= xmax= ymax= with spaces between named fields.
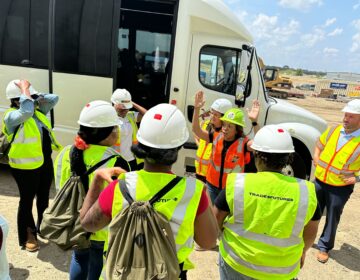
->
xmin=218 ymin=254 xmax=298 ymax=280
xmin=219 ymin=254 xmax=254 ymax=280
xmin=206 ymin=182 xmax=222 ymax=204
xmin=69 ymin=240 xmax=104 ymax=280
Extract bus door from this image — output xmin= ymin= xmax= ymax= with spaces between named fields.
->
xmin=116 ymin=0 xmax=178 ymax=109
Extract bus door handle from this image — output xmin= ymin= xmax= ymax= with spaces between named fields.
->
xmin=187 ymin=105 xmax=194 ymax=122
xmin=21 ymin=59 xmax=33 ymax=66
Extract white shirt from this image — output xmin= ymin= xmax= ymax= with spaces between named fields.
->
xmin=0 ymin=215 xmax=10 ymax=280
xmin=118 ymin=112 xmax=139 ymax=161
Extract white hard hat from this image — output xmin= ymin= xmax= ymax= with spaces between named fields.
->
xmin=210 ymin=98 xmax=232 ymax=114
xmin=251 ymin=125 xmax=295 ymax=153
xmin=137 ymin=104 xmax=189 ymax=149
xmin=78 ymin=100 xmax=122 ymax=128
xmin=6 ymin=79 xmax=38 ymax=100
xmin=342 ymin=99 xmax=360 ymax=114
xmin=111 ymin=89 xmax=133 ymax=109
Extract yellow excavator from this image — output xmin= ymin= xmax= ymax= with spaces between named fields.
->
xmin=258 ymin=57 xmax=293 ymax=99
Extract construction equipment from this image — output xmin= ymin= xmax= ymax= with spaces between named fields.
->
xmin=258 ymin=57 xmax=293 ymax=99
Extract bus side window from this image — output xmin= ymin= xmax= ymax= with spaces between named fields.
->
xmin=0 ymin=0 xmax=49 ymax=68
xmin=54 ymin=0 xmax=113 ymax=77
xmin=199 ymin=46 xmax=240 ymax=96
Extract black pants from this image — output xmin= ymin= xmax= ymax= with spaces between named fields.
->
xmin=11 ymin=158 xmax=54 ymax=246
xmin=315 ymin=179 xmax=354 ymax=252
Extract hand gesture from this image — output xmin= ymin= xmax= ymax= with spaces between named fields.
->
xmin=15 ymin=80 xmax=31 ymax=97
xmin=339 ymin=174 xmax=356 ymax=185
xmin=246 ymin=99 xmax=260 ymax=122
xmin=94 ymin=167 xmax=126 ymax=184
xmin=194 ymin=90 xmax=206 ymax=109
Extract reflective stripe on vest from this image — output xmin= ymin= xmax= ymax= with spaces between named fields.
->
xmin=113 ymin=171 xmax=202 ymax=269
xmin=315 ymin=125 xmax=360 ymax=186
xmin=209 ymin=136 xmax=245 ymax=173
xmin=4 ymin=109 xmax=61 ymax=169
xmin=220 ymin=173 xmax=316 ymax=279
xmin=226 ymin=174 xmax=309 ymax=247
xmin=120 ymin=173 xmax=197 ymax=251
xmin=54 ymin=145 xmax=71 ymax=190
xmin=206 ymin=134 xmax=247 ymax=188
xmin=221 ymin=236 xmax=300 ymax=275
xmin=195 ymin=121 xmax=212 ymax=176
xmin=317 ymin=159 xmax=355 ymax=176
xmin=55 ymin=145 xmax=118 ymax=244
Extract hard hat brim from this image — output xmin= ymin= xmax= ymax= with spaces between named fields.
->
xmin=220 ymin=117 xmax=246 ymax=128
xmin=342 ymin=107 xmax=360 ymax=114
xmin=122 ymin=103 xmax=133 ymax=109
xmin=77 ymin=118 xmax=122 ymax=127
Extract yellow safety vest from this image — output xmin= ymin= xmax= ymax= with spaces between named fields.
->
xmin=3 ymin=108 xmax=61 ymax=170
xmin=111 ymin=170 xmax=204 ymax=271
xmin=220 ymin=172 xmax=317 ymax=280
xmin=54 ymin=144 xmax=120 ymax=244
xmin=113 ymin=111 xmax=143 ymax=165
xmin=195 ymin=120 xmax=212 ymax=176
xmin=315 ymin=125 xmax=360 ymax=186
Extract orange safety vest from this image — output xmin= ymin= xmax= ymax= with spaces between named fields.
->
xmin=206 ymin=134 xmax=250 ymax=189
xmin=195 ymin=121 xmax=220 ymax=177
xmin=315 ymin=125 xmax=360 ymax=186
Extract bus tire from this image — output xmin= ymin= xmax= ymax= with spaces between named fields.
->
xmin=281 ymin=152 xmax=307 ymax=179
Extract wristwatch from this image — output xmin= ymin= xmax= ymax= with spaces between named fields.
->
xmin=251 ymin=121 xmax=258 ymax=127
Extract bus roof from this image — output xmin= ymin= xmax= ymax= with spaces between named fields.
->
xmin=187 ymin=0 xmax=253 ymax=43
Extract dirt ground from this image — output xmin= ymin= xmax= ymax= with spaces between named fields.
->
xmin=0 ymin=95 xmax=359 ymax=279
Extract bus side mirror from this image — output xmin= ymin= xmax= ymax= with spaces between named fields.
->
xmin=235 ymin=84 xmax=245 ymax=107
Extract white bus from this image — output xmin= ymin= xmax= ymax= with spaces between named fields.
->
xmin=0 ymin=0 xmax=327 ymax=178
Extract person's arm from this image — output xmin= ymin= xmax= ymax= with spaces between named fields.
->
xmin=301 ymin=219 xmax=320 ymax=268
xmin=245 ymin=100 xmax=260 ymax=151
xmin=132 ymin=101 xmax=147 ymax=122
xmin=213 ymin=190 xmax=230 ymax=229
xmin=313 ymin=145 xmax=323 ymax=167
xmin=194 ymin=204 xmax=219 ymax=249
xmin=4 ymin=97 xmax=34 ymax=133
xmin=192 ymin=90 xmax=210 ymax=142
xmin=36 ymin=93 xmax=59 ymax=115
xmin=214 ymin=207 xmax=229 ymax=230
xmin=4 ymin=80 xmax=35 ymax=134
xmin=80 ymin=167 xmax=125 ymax=232
xmin=246 ymin=99 xmax=260 ymax=134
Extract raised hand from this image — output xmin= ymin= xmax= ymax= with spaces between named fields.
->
xmin=246 ymin=99 xmax=260 ymax=122
xmin=194 ymin=90 xmax=206 ymax=109
xmin=15 ymin=79 xmax=31 ymax=97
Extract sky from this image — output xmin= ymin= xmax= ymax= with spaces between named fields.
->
xmin=223 ymin=0 xmax=360 ymax=73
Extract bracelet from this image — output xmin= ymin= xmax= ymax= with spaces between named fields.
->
xmin=251 ymin=121 xmax=258 ymax=126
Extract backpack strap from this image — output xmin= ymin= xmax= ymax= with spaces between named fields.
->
xmin=83 ymin=154 xmax=118 ymax=177
xmin=119 ymin=176 xmax=182 ymax=206
xmin=80 ymin=153 xmax=117 ymax=193
xmin=149 ymin=176 xmax=182 ymax=205
xmin=2 ymin=124 xmax=20 ymax=155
